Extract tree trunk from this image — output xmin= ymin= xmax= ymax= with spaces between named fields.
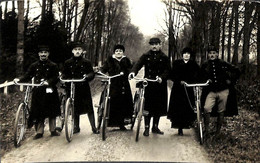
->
xmin=242 ymin=2 xmax=251 ymax=73
xmin=95 ymin=0 xmax=105 ymax=66
xmin=16 ymin=0 xmax=25 ymax=77
xmin=257 ymin=3 xmax=260 ymax=76
xmin=73 ymin=0 xmax=78 ymax=41
xmin=221 ymin=5 xmax=229 ymax=60
xmin=0 ymin=4 xmax=2 ymax=56
xmin=24 ymin=0 xmax=30 ymax=35
xmin=168 ymin=1 xmax=175 ymax=66
xmin=227 ymin=4 xmax=234 ymax=63
xmin=232 ymin=1 xmax=240 ymax=65
xmin=214 ymin=2 xmax=221 ymax=50
xmin=42 ymin=0 xmax=46 ymax=21
xmin=75 ymin=0 xmax=90 ymax=41
xmin=4 ymin=2 xmax=8 ymax=19
xmin=62 ymin=0 xmax=67 ymax=28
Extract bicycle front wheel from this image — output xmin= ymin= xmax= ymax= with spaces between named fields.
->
xmin=197 ymin=109 xmax=204 ymax=145
xmin=14 ymin=103 xmax=26 ymax=147
xmin=135 ymin=98 xmax=144 ymax=142
xmin=131 ymin=92 xmax=139 ymax=130
xmin=101 ymin=97 xmax=109 ymax=141
xmin=65 ymin=98 xmax=74 ymax=142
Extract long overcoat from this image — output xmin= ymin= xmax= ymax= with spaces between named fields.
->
xmin=101 ymin=56 xmax=133 ymax=127
xmin=131 ymin=50 xmax=170 ymax=116
xmin=62 ymin=56 xmax=95 ymax=115
xmin=200 ymin=59 xmax=240 ymax=117
xmin=20 ymin=60 xmax=60 ymax=120
xmin=167 ymin=59 xmax=201 ymax=128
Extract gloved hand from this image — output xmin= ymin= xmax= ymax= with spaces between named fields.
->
xmin=13 ymin=78 xmax=20 ymax=83
xmin=156 ymin=76 xmax=162 ymax=84
xmin=128 ymin=72 xmax=135 ymax=80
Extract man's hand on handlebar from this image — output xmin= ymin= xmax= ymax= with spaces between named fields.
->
xmin=13 ymin=78 xmax=20 ymax=83
xmin=128 ymin=72 xmax=135 ymax=80
xmin=156 ymin=76 xmax=162 ymax=83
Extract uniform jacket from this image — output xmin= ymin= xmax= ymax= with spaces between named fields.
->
xmin=101 ymin=55 xmax=133 ymax=126
xmin=62 ymin=56 xmax=95 ymax=115
xmin=131 ymin=50 xmax=170 ymax=116
xmin=167 ymin=59 xmax=201 ymax=128
xmin=201 ymin=59 xmax=240 ymax=116
xmin=20 ymin=60 xmax=60 ymax=120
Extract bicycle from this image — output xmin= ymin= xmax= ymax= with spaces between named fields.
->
xmin=95 ymin=71 xmax=124 ymax=141
xmin=13 ymin=80 xmax=45 ymax=147
xmin=130 ymin=76 xmax=159 ymax=142
xmin=55 ymin=83 xmax=67 ymax=132
xmin=183 ymin=80 xmax=210 ymax=145
xmin=59 ymin=75 xmax=87 ymax=142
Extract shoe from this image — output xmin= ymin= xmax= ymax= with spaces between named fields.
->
xmin=55 ymin=127 xmax=62 ymax=132
xmin=143 ymin=128 xmax=149 ymax=136
xmin=119 ymin=126 xmax=127 ymax=131
xmin=152 ymin=127 xmax=164 ymax=135
xmin=92 ymin=128 xmax=100 ymax=134
xmin=73 ymin=128 xmax=80 ymax=134
xmin=33 ymin=134 xmax=43 ymax=140
xmin=51 ymin=131 xmax=60 ymax=137
xmin=178 ymin=128 xmax=183 ymax=136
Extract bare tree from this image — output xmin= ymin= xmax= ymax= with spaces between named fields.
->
xmin=257 ymin=3 xmax=260 ymax=76
xmin=16 ymin=0 xmax=25 ymax=76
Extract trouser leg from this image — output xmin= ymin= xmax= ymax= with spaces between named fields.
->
xmin=35 ymin=119 xmax=44 ymax=134
xmin=152 ymin=116 xmax=164 ymax=134
xmin=88 ymin=112 xmax=99 ymax=134
xmin=74 ymin=114 xmax=80 ymax=129
xmin=49 ymin=117 xmax=56 ymax=132
xmin=204 ymin=113 xmax=211 ymax=136
xmin=216 ymin=112 xmax=224 ymax=136
xmin=143 ymin=115 xmax=151 ymax=136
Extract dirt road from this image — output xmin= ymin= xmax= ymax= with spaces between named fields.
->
xmin=1 ymin=71 xmax=212 ymax=163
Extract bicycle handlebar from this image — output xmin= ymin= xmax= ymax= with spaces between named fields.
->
xmin=183 ymin=80 xmax=210 ymax=87
xmin=13 ymin=80 xmax=46 ymax=87
xmin=132 ymin=76 xmax=160 ymax=82
xmin=96 ymin=71 xmax=124 ymax=79
xmin=59 ymin=75 xmax=87 ymax=83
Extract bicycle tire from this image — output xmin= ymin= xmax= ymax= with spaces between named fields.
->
xmin=135 ymin=98 xmax=144 ymax=142
xmin=65 ymin=98 xmax=74 ymax=142
xmin=60 ymin=95 xmax=66 ymax=130
xmin=197 ymin=109 xmax=204 ymax=145
xmin=131 ymin=92 xmax=139 ymax=130
xmin=102 ymin=97 xmax=109 ymax=141
xmin=14 ymin=103 xmax=26 ymax=147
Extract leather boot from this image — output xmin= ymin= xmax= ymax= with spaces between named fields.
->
xmin=143 ymin=126 xmax=149 ymax=136
xmin=216 ymin=112 xmax=224 ymax=137
xmin=73 ymin=114 xmax=80 ymax=134
xmin=178 ymin=128 xmax=183 ymax=136
xmin=88 ymin=113 xmax=99 ymax=134
xmin=204 ymin=113 xmax=210 ymax=137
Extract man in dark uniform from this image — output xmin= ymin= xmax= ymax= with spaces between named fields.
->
xmin=15 ymin=45 xmax=61 ymax=139
xmin=129 ymin=37 xmax=170 ymax=136
xmin=201 ymin=45 xmax=240 ymax=137
xmin=62 ymin=42 xmax=99 ymax=134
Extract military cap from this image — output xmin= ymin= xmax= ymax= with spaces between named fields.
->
xmin=149 ymin=38 xmax=161 ymax=45
xmin=113 ymin=44 xmax=125 ymax=52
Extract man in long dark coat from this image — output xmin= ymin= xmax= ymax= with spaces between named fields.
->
xmin=62 ymin=42 xmax=99 ymax=134
xmin=100 ymin=44 xmax=133 ymax=130
xmin=16 ymin=45 xmax=61 ymax=139
xmin=201 ymin=45 xmax=240 ymax=137
xmin=167 ymin=47 xmax=201 ymax=136
xmin=129 ymin=37 xmax=170 ymax=136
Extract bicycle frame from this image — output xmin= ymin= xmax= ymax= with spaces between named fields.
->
xmin=13 ymin=80 xmax=45 ymax=147
xmin=183 ymin=80 xmax=210 ymax=144
xmin=131 ymin=76 xmax=159 ymax=142
xmin=96 ymin=71 xmax=124 ymax=140
xmin=59 ymin=75 xmax=87 ymax=142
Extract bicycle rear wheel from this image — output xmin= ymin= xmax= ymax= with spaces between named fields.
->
xmin=65 ymin=98 xmax=74 ymax=142
xmin=14 ymin=103 xmax=26 ymax=147
xmin=135 ymin=98 xmax=144 ymax=142
xmin=131 ymin=92 xmax=140 ymax=130
xmin=101 ymin=97 xmax=109 ymax=141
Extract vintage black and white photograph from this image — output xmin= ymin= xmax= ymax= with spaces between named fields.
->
xmin=0 ymin=0 xmax=259 ymax=162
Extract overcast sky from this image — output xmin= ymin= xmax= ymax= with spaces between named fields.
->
xmin=128 ymin=0 xmax=167 ymax=36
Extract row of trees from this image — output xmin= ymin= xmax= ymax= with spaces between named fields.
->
xmin=0 ymin=0 xmax=145 ymax=82
xmin=163 ymin=0 xmax=259 ymax=78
